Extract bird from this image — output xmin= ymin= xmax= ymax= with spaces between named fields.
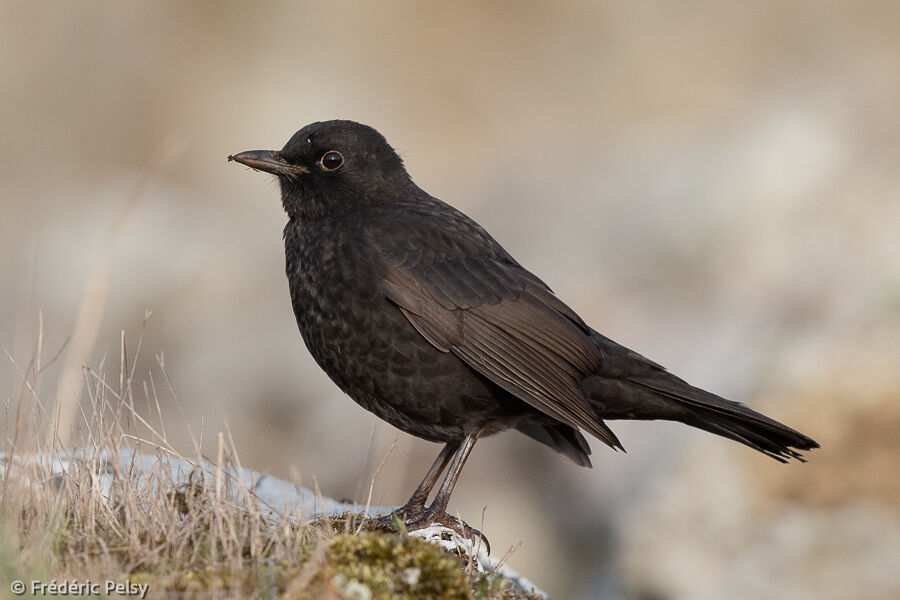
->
xmin=229 ymin=119 xmax=818 ymax=545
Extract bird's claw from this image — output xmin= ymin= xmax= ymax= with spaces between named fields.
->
xmin=373 ymin=504 xmax=490 ymax=555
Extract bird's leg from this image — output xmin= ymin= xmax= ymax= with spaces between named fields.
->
xmin=388 ymin=441 xmax=458 ymax=519
xmin=423 ymin=432 xmax=478 ymax=515
xmin=404 ymin=432 xmax=490 ymax=552
xmin=373 ymin=441 xmax=457 ymax=530
xmin=373 ymin=433 xmax=488 ymax=549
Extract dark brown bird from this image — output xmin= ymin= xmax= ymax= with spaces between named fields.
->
xmin=229 ymin=120 xmax=818 ymax=543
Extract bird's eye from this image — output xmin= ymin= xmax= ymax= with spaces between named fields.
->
xmin=320 ymin=151 xmax=344 ymax=171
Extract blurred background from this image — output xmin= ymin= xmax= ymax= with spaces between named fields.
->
xmin=2 ymin=2 xmax=899 ymax=598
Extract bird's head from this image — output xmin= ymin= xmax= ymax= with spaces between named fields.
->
xmin=229 ymin=120 xmax=411 ymax=220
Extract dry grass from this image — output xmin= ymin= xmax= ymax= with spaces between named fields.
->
xmin=1 ymin=326 xmax=543 ymax=599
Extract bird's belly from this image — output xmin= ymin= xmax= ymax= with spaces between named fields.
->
xmin=292 ymin=282 xmax=526 ymax=441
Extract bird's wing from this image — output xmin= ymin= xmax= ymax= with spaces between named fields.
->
xmin=378 ymin=227 xmax=622 ymax=449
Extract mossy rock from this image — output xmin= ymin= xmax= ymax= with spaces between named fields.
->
xmin=301 ymin=530 xmax=471 ymax=599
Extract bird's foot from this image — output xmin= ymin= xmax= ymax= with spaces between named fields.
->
xmin=373 ymin=503 xmax=490 ymax=555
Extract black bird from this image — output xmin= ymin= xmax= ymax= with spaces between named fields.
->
xmin=229 ymin=120 xmax=818 ymax=542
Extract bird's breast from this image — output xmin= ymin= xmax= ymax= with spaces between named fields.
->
xmin=285 ymin=220 xmax=416 ymax=398
xmin=285 ymin=222 xmax=383 ymax=350
xmin=281 ymin=219 xmax=523 ymax=441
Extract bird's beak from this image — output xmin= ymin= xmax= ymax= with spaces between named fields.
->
xmin=227 ymin=150 xmax=309 ymax=177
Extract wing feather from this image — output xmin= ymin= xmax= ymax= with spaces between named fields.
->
xmin=382 ymin=259 xmax=622 ymax=450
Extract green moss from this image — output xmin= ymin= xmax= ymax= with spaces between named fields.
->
xmin=322 ymin=531 xmax=470 ymax=599
xmin=125 ymin=528 xmax=545 ymax=599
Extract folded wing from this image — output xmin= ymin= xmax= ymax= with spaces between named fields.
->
xmin=382 ymin=255 xmax=622 ymax=450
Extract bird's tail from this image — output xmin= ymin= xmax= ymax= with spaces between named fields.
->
xmin=627 ymin=375 xmax=819 ymax=462
xmin=580 ymin=331 xmax=818 ymax=461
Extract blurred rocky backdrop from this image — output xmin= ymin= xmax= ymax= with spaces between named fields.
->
xmin=1 ymin=2 xmax=898 ymax=598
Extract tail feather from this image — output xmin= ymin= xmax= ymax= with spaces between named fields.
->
xmin=516 ymin=421 xmax=594 ymax=467
xmin=630 ymin=376 xmax=819 ymax=462
xmin=582 ymin=330 xmax=818 ymax=462
xmin=684 ymin=407 xmax=807 ymax=463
